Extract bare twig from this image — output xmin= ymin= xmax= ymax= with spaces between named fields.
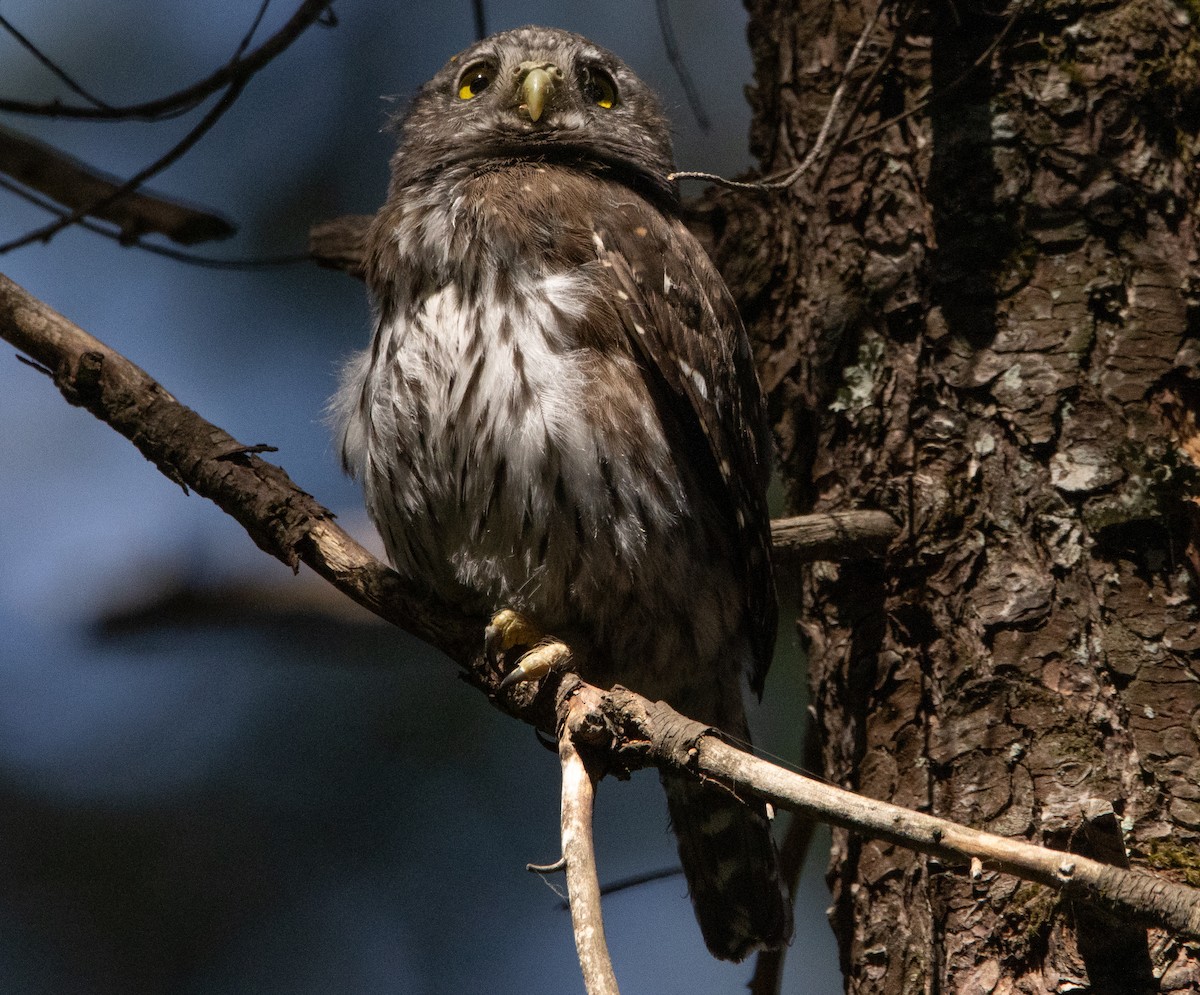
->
xmin=669 ymin=0 xmax=886 ymax=192
xmin=472 ymin=0 xmax=487 ymax=41
xmin=0 ymin=12 xmax=113 ymax=109
xmin=558 ymin=689 xmax=620 ymax=995
xmin=0 ymin=0 xmax=334 ymax=120
xmin=810 ymin=1 xmax=914 ymax=192
xmin=234 ymin=0 xmax=275 ymax=61
xmin=0 ymin=123 xmax=235 ymax=245
xmin=845 ymin=0 xmax=1032 ymax=147
xmin=673 ymin=0 xmax=1032 ymax=196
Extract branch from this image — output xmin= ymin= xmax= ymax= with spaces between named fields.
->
xmin=558 ymin=695 xmax=620 ymax=995
xmin=0 ymin=0 xmax=334 ymax=120
xmin=309 ymin=214 xmax=373 ymax=278
xmin=0 ymin=123 xmax=234 ymax=245
xmin=557 ymin=677 xmax=1200 ymax=942
xmin=8 ymin=274 xmax=1195 ymax=948
xmin=771 ymin=510 xmax=897 ymax=563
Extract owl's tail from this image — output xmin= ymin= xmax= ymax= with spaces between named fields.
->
xmin=663 ymin=773 xmax=794 ymax=961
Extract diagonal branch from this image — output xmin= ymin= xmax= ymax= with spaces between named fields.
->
xmin=6 ymin=272 xmax=1196 ymax=947
xmin=556 ymin=677 xmax=1200 ymax=943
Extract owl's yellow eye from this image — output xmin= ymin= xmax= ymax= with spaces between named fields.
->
xmin=457 ymin=64 xmax=493 ymax=100
xmin=582 ymin=67 xmax=617 ymax=109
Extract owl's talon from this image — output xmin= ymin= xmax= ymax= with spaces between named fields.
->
xmin=499 ymin=639 xmax=572 ymax=689
xmin=486 ymin=608 xmax=543 ymax=667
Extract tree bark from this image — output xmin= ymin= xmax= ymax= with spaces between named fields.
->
xmin=718 ymin=0 xmax=1200 ymax=991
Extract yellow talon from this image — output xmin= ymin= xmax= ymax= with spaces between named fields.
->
xmin=486 ymin=609 xmax=571 ymax=688
xmin=499 ymin=640 xmax=572 ymax=689
xmin=486 ymin=609 xmax=543 ymax=654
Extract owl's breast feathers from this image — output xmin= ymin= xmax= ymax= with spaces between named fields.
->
xmin=338 ymin=162 xmax=774 ymax=692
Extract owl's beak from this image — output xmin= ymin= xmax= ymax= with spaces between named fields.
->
xmin=519 ymin=65 xmax=556 ymax=122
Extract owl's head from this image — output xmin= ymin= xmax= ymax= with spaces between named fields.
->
xmin=389 ymin=26 xmax=677 ymax=206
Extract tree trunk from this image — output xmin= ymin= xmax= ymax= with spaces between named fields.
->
xmin=713 ymin=1 xmax=1200 ymax=990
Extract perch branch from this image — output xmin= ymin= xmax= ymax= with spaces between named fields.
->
xmin=6 ymin=275 xmax=1197 ymax=943
xmin=560 ymin=679 xmax=1200 ymax=942
xmin=557 ymin=686 xmax=620 ymax=995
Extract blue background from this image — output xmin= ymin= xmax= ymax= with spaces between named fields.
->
xmin=1 ymin=2 xmax=841 ymax=992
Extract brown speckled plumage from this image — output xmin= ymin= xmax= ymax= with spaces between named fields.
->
xmin=333 ymin=25 xmax=791 ymax=960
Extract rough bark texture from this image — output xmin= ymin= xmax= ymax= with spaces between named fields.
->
xmin=713 ymin=1 xmax=1200 ymax=991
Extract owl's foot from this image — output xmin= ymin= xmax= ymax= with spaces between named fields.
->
xmin=486 ymin=609 xmax=571 ymax=689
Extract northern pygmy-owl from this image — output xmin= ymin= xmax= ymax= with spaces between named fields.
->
xmin=334 ymin=25 xmax=792 ymax=961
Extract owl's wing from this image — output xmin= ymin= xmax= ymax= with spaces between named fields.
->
xmin=590 ymin=199 xmax=778 ymax=695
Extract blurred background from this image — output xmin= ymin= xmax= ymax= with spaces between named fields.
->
xmin=0 ymin=2 xmax=841 ymax=992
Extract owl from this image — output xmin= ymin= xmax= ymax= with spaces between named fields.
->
xmin=334 ymin=25 xmax=792 ymax=961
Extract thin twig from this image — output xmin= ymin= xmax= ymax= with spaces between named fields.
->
xmin=654 ymin=0 xmax=711 ymax=132
xmin=111 ymin=241 xmax=310 ymax=269
xmin=845 ymin=0 xmax=1032 ymax=147
xmin=235 ymin=0 xmax=275 ymax=60
xmin=472 ymin=0 xmax=487 ymax=40
xmin=810 ymin=1 xmax=914 ymax=192
xmin=673 ymin=0 xmax=1031 ymax=195
xmin=670 ymin=0 xmax=886 ymax=192
xmin=559 ymin=697 xmax=620 ymax=995
xmin=0 ymin=12 xmax=114 ymax=109
xmin=0 ymin=0 xmax=333 ymax=120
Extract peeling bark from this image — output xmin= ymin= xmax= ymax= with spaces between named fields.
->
xmin=718 ymin=1 xmax=1200 ymax=991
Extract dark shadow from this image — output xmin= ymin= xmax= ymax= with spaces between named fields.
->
xmin=928 ymin=0 xmax=1020 ymax=351
xmin=1056 ymin=812 xmax=1157 ymax=995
